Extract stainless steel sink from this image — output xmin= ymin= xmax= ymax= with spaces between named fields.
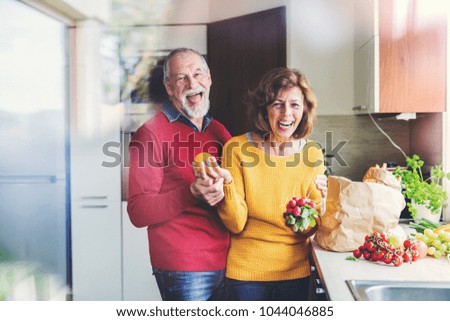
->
xmin=346 ymin=280 xmax=450 ymax=301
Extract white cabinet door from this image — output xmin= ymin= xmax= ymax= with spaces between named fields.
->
xmin=71 ymin=201 xmax=122 ymax=300
xmin=354 ymin=35 xmax=379 ymax=114
xmin=70 ymin=105 xmax=122 ymax=203
xmin=122 ymin=202 xmax=161 ymax=300
xmin=70 ymin=19 xmax=123 ymax=300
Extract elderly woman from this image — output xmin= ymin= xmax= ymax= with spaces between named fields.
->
xmin=199 ymin=67 xmax=325 ymax=300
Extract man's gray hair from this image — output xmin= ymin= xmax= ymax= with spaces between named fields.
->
xmin=163 ymin=48 xmax=210 ymax=81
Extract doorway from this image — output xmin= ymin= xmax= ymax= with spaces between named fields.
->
xmin=207 ymin=7 xmax=287 ymax=136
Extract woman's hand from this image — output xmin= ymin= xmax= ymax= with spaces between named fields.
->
xmin=315 ymin=174 xmax=328 ymax=199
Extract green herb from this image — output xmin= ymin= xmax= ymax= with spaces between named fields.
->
xmin=393 ymin=154 xmax=450 ymax=217
xmin=346 ymin=256 xmax=357 ymax=261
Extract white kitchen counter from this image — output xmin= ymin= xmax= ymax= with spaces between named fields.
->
xmin=311 ymin=238 xmax=450 ymax=301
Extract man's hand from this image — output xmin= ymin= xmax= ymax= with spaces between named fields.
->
xmin=190 ymin=161 xmax=226 ymax=206
xmin=202 ymin=156 xmax=232 ymax=184
xmin=315 ymin=174 xmax=328 ymax=199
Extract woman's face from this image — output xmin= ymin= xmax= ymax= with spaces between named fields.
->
xmin=266 ymin=86 xmax=304 ymax=142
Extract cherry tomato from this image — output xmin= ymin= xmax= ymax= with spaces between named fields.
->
xmin=394 ymin=248 xmax=404 ymax=257
xmin=402 ymin=253 xmax=411 ymax=263
xmin=403 ymin=239 xmax=412 ymax=249
xmin=363 ymin=251 xmax=372 ymax=261
xmin=353 ymin=249 xmax=362 ymax=258
xmin=364 ymin=241 xmax=376 ymax=252
xmin=371 ymin=250 xmax=382 ymax=261
xmin=393 ymin=256 xmax=403 ymax=267
xmin=383 ymin=252 xmax=393 ymax=264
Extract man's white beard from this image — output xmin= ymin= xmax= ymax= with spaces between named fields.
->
xmin=182 ymin=98 xmax=210 ymax=119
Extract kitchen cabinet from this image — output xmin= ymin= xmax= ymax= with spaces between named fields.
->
xmin=354 ymin=0 xmax=446 ymax=113
xmin=71 ymin=202 xmax=122 ymax=300
xmin=70 ymin=108 xmax=123 ymax=300
xmin=70 ymin=20 xmax=123 ymax=300
xmin=121 ymin=202 xmax=161 ymax=300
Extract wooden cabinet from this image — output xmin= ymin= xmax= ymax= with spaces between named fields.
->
xmin=354 ymin=0 xmax=446 ymax=113
xmin=208 ymin=7 xmax=286 ymax=136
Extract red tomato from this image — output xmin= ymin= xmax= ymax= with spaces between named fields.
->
xmin=371 ymin=250 xmax=382 ymax=261
xmin=393 ymin=256 xmax=403 ymax=267
xmin=403 ymin=239 xmax=412 ymax=249
xmin=402 ymin=253 xmax=411 ymax=263
xmin=363 ymin=251 xmax=372 ymax=261
xmin=364 ymin=241 xmax=376 ymax=252
xmin=353 ymin=249 xmax=362 ymax=258
xmin=394 ymin=248 xmax=404 ymax=257
xmin=412 ymin=253 xmax=420 ymax=261
xmin=382 ymin=252 xmax=393 ymax=264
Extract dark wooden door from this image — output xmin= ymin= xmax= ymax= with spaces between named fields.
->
xmin=207 ymin=7 xmax=287 ymax=136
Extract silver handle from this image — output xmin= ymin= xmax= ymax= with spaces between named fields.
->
xmin=0 ymin=175 xmax=57 ymax=184
xmin=80 ymin=196 xmax=108 ymax=200
xmin=81 ymin=205 xmax=108 ymax=209
xmin=353 ymin=105 xmax=367 ymax=111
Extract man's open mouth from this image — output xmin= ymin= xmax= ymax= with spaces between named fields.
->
xmin=185 ymin=91 xmax=204 ymax=104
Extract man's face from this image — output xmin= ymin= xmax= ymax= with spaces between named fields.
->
xmin=164 ymin=52 xmax=212 ymax=119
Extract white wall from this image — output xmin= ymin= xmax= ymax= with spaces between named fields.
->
xmin=288 ymin=0 xmax=354 ymax=115
xmin=33 ymin=0 xmax=111 ymax=22
xmin=209 ymin=0 xmax=287 ymax=21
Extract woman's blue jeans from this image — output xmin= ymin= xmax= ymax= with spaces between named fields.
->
xmin=152 ymin=268 xmax=228 ymax=301
xmin=227 ymin=277 xmax=310 ymax=301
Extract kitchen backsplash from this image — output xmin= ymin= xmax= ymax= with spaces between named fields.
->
xmin=310 ymin=113 xmax=442 ymax=181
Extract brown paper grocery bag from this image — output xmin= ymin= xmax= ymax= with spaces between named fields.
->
xmin=314 ymin=174 xmax=405 ymax=252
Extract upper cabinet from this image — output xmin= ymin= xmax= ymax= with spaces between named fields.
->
xmin=354 ymin=0 xmax=447 ymax=113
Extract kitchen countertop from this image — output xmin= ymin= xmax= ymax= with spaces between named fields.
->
xmin=311 ymin=230 xmax=450 ymax=301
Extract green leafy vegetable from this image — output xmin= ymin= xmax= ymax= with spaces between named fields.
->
xmin=393 ymin=154 xmax=449 ymax=217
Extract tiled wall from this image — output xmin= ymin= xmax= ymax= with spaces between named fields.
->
xmin=310 ymin=113 xmax=443 ymax=181
xmin=310 ymin=114 xmax=411 ymax=181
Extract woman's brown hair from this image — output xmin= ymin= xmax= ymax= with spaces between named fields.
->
xmin=245 ymin=67 xmax=317 ymax=139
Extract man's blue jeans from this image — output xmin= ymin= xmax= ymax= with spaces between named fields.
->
xmin=152 ymin=268 xmax=228 ymax=301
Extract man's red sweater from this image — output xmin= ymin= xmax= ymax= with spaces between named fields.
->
xmin=127 ymin=110 xmax=231 ymax=271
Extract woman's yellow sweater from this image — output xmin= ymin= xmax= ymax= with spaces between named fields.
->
xmin=218 ymin=133 xmax=325 ymax=281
